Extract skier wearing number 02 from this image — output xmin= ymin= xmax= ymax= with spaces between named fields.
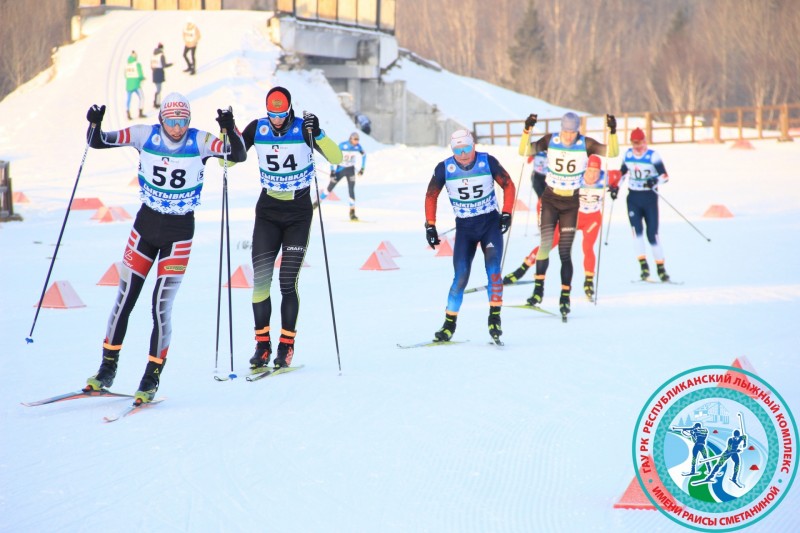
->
xmin=239 ymin=86 xmax=343 ymax=373
xmin=424 ymin=129 xmax=516 ymax=344
xmin=517 ymin=112 xmax=619 ymax=318
xmin=84 ymin=93 xmax=247 ymax=403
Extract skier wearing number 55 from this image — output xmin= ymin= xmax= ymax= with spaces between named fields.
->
xmin=83 ymin=92 xmax=247 ymax=404
xmin=239 ymin=86 xmax=342 ymax=374
xmin=424 ymin=129 xmax=516 ymax=345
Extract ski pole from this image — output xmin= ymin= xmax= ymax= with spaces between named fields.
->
xmin=214 ymin=128 xmax=235 ymax=377
xmin=655 ymin=190 xmax=712 ymax=242
xmin=440 ymin=226 xmax=456 ymax=237
xmin=603 ymin=198 xmax=615 ymax=246
xmin=306 ymin=115 xmax=342 ymax=374
xmin=500 ymin=159 xmax=526 ymax=273
xmin=594 ymin=156 xmax=611 ymax=306
xmin=524 ymin=174 xmax=533 ymax=237
xmin=27 ymin=124 xmax=96 ymax=343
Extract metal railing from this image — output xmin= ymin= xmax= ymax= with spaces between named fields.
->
xmin=474 ymin=103 xmax=800 ymax=146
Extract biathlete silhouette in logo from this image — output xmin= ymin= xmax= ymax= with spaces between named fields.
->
xmin=672 ymin=422 xmax=710 ymax=476
xmin=692 ymin=427 xmax=747 ymax=489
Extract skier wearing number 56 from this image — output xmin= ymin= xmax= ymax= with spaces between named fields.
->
xmin=239 ymin=86 xmax=342 ymax=374
xmin=424 ymin=129 xmax=516 ymax=345
xmin=83 ymin=92 xmax=247 ymax=404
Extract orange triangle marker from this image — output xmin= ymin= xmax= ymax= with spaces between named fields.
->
xmin=360 ymin=249 xmax=399 ymax=270
xmin=514 ymin=199 xmax=530 ymax=212
xmin=613 ymin=459 xmax=657 ymax=510
xmin=703 ymin=205 xmax=734 ymax=218
xmin=224 ymin=265 xmax=254 ymax=288
xmin=12 ymin=191 xmax=29 ymax=203
xmin=435 ymin=238 xmax=454 ymax=257
xmin=377 ymin=241 xmax=401 ymax=257
xmin=97 ymin=262 xmax=123 ymax=286
xmin=92 ymin=206 xmax=130 ymax=223
xmin=71 ymin=197 xmax=104 ymax=210
xmin=719 ymin=356 xmax=759 ymax=398
xmin=731 ymin=139 xmax=755 ymax=150
xmin=35 ymin=280 xmax=86 ymax=309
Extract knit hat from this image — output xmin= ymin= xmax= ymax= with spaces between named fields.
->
xmin=160 ymin=92 xmax=191 ymax=122
xmin=266 ymin=86 xmax=291 ymax=113
xmin=587 ymin=154 xmax=602 ymax=169
xmin=450 ymin=129 xmax=474 ymax=150
xmin=561 ymin=112 xmax=580 ymax=132
xmin=630 ymin=127 xmax=645 ymax=142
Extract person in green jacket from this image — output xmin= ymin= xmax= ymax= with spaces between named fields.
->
xmin=124 ymin=50 xmax=146 ymax=120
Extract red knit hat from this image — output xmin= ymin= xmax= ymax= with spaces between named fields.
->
xmin=630 ymin=128 xmax=645 ymax=142
xmin=266 ymin=87 xmax=291 ymax=113
xmin=587 ymin=154 xmax=602 ymax=169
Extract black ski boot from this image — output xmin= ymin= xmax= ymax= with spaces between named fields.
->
xmin=86 ymin=346 xmax=120 ymax=391
xmin=349 ymin=208 xmax=358 ymax=221
xmin=656 ymin=262 xmax=670 ymax=282
xmin=526 ymin=279 xmax=544 ymax=306
xmin=434 ymin=313 xmax=457 ymax=342
xmin=249 ymin=340 xmax=272 ymax=370
xmin=503 ymin=262 xmax=530 ymax=284
xmin=138 ymin=109 xmax=146 ymax=118
xmin=559 ymin=287 xmax=571 ymax=321
xmin=583 ymin=275 xmax=595 ymax=300
xmin=134 ymin=359 xmax=164 ymax=403
xmin=488 ymin=307 xmax=502 ymax=343
xmin=274 ymin=340 xmax=294 ymax=369
xmin=126 ymin=110 xmax=133 ymax=120
xmin=639 ymin=258 xmax=650 ymax=280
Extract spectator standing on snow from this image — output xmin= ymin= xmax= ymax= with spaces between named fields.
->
xmin=124 ymin=50 xmax=146 ymax=120
xmin=609 ymin=127 xmax=671 ymax=282
xmin=182 ymin=19 xmax=201 ymax=75
xmin=82 ymin=93 xmax=246 ymax=404
xmin=314 ymin=131 xmax=366 ymax=221
xmin=517 ymin=112 xmax=618 ymax=319
xmin=150 ymin=43 xmax=172 ymax=109
xmin=239 ymin=86 xmax=342 ymax=374
xmin=424 ymin=129 xmax=516 ymax=344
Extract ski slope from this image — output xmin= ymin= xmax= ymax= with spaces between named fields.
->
xmin=1 ymin=9 xmax=799 ymax=533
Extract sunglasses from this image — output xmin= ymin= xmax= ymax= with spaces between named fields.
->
xmin=267 ymin=110 xmax=290 ymax=119
xmin=163 ymin=118 xmax=189 ymax=128
xmin=452 ymin=145 xmax=474 ymax=156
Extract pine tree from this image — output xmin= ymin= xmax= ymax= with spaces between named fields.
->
xmin=507 ymin=0 xmax=548 ymax=94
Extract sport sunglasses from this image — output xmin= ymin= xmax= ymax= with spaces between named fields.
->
xmin=163 ymin=118 xmax=189 ymax=128
xmin=267 ymin=110 xmax=290 ymax=119
xmin=452 ymin=145 xmax=474 ymax=155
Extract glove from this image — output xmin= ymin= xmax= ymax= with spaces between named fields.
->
xmin=216 ymin=107 xmax=235 ymax=133
xmin=645 ymin=177 xmax=658 ymax=189
xmin=302 ymin=112 xmax=321 ymax=138
xmin=499 ymin=212 xmax=512 ymax=234
xmin=609 ymin=186 xmax=619 ymax=200
xmin=87 ymin=104 xmax=106 ymax=125
xmin=524 ymin=113 xmax=537 ymax=131
xmin=330 ymin=170 xmax=336 ymax=179
xmin=425 ymin=223 xmax=440 ymax=249
xmin=606 ymin=114 xmax=617 ymax=134
xmin=358 ymin=168 xmax=364 ymax=176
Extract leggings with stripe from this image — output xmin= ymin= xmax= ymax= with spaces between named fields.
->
xmin=105 ymin=205 xmax=194 ymax=360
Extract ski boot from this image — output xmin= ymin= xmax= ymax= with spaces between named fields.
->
xmin=249 ymin=340 xmax=272 ymax=371
xmin=503 ymin=262 xmax=530 ymax=285
xmin=559 ymin=287 xmax=571 ymax=321
xmin=138 ymin=109 xmax=146 ymax=119
xmin=85 ymin=346 xmax=120 ymax=391
xmin=583 ymin=275 xmax=595 ymax=301
xmin=349 ymin=208 xmax=358 ymax=221
xmin=488 ymin=307 xmax=502 ymax=344
xmin=526 ymin=279 xmax=544 ymax=307
xmin=434 ymin=313 xmax=457 ymax=342
xmin=656 ymin=262 xmax=670 ymax=282
xmin=134 ymin=359 xmax=163 ymax=404
xmin=639 ymin=258 xmax=650 ymax=280
xmin=126 ymin=110 xmax=133 ymax=120
xmin=274 ymin=340 xmax=294 ymax=369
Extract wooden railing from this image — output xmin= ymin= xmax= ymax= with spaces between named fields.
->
xmin=474 ymin=103 xmax=800 ymax=146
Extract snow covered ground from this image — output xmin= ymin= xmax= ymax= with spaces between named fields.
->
xmin=1 ymin=9 xmax=798 ymax=533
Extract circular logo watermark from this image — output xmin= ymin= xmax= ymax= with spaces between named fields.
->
xmin=633 ymin=365 xmax=797 ymax=531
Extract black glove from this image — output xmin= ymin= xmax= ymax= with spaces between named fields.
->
xmin=87 ymin=104 xmax=106 ymax=125
xmin=425 ymin=223 xmax=440 ymax=249
xmin=358 ymin=168 xmax=364 ymax=176
xmin=609 ymin=186 xmax=619 ymax=200
xmin=303 ymin=112 xmax=321 ymax=138
xmin=216 ymin=107 xmax=235 ymax=133
xmin=645 ymin=177 xmax=658 ymax=189
xmin=524 ymin=113 xmax=537 ymax=131
xmin=606 ymin=114 xmax=617 ymax=134
xmin=499 ymin=212 xmax=512 ymax=234
xmin=330 ymin=170 xmax=336 ymax=179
